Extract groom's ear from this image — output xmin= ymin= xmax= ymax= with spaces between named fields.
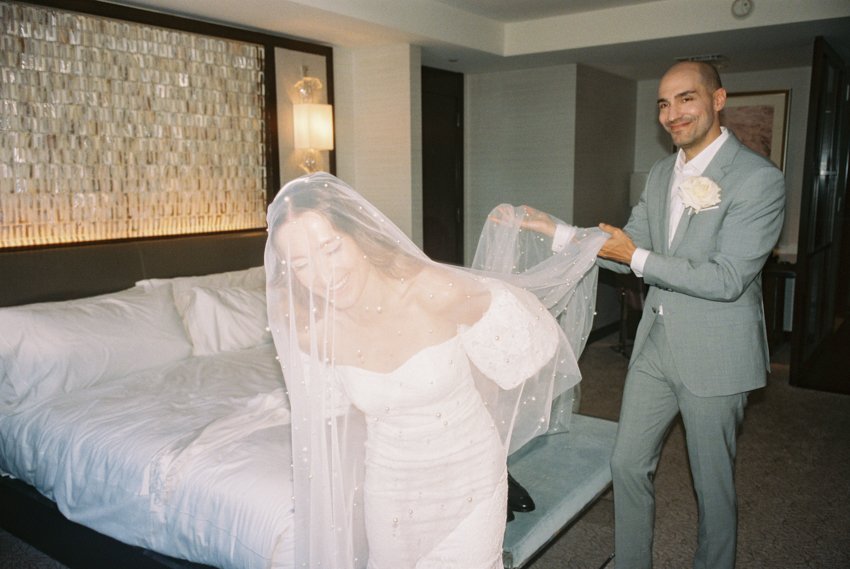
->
xmin=713 ymin=87 xmax=727 ymax=113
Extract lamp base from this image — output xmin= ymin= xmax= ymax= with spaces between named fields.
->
xmin=299 ymin=149 xmax=320 ymax=174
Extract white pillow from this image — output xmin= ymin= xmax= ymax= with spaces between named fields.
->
xmin=183 ymin=286 xmax=271 ymax=356
xmin=136 ymin=266 xmax=265 ymax=320
xmin=0 ymin=285 xmax=192 ymax=413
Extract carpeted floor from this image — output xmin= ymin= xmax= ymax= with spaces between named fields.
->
xmin=2 ymin=334 xmax=849 ymax=569
xmin=0 ymin=529 xmax=66 ymax=569
xmin=527 ymin=334 xmax=850 ymax=569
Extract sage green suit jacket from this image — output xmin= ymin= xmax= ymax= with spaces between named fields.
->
xmin=600 ymin=134 xmax=786 ymax=396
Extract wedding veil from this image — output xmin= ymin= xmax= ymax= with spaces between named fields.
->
xmin=472 ymin=204 xmax=608 ymax=381
xmin=264 ymin=173 xmax=605 ymax=569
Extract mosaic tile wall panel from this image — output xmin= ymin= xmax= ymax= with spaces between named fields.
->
xmin=0 ymin=2 xmax=267 ymax=247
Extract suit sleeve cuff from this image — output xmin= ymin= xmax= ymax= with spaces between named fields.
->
xmin=630 ymin=248 xmax=650 ymax=277
xmin=551 ymin=224 xmax=577 ymax=253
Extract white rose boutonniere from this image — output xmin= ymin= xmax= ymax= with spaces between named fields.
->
xmin=678 ymin=176 xmax=722 ymax=214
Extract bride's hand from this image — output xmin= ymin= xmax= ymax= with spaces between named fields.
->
xmin=487 ymin=204 xmax=517 ymax=226
xmin=488 ymin=205 xmax=557 ymax=237
xmin=518 ymin=206 xmax=557 ymax=238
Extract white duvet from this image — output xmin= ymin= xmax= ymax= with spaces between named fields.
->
xmin=0 ymin=343 xmax=294 ymax=569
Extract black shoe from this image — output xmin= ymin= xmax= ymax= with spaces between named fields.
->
xmin=507 ymin=472 xmax=535 ymax=512
xmin=507 ymin=508 xmax=515 ymax=522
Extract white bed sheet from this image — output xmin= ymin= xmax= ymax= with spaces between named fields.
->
xmin=0 ymin=343 xmax=293 ymax=569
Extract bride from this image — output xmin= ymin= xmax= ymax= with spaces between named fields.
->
xmin=264 ymin=172 xmax=606 ymax=569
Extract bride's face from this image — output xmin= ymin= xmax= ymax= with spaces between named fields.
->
xmin=276 ymin=211 xmax=372 ymax=310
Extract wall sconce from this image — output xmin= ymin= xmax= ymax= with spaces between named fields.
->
xmin=293 ymin=67 xmax=334 ymax=173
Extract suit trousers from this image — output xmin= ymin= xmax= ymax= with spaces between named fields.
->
xmin=610 ymin=317 xmax=747 ymax=569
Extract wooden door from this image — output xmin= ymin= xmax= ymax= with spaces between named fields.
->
xmin=791 ymin=37 xmax=850 ymax=386
xmin=422 ymin=66 xmax=464 ymax=265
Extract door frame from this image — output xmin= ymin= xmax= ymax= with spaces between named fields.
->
xmin=790 ymin=36 xmax=850 ymax=386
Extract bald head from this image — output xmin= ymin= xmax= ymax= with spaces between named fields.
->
xmin=664 ymin=61 xmax=723 ymax=93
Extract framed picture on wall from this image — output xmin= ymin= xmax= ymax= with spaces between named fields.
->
xmin=720 ymin=90 xmax=790 ymax=171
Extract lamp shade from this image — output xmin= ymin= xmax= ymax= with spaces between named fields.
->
xmin=293 ymin=103 xmax=334 ymax=150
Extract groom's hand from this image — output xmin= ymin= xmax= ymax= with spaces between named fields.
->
xmin=598 ymin=223 xmax=637 ymax=264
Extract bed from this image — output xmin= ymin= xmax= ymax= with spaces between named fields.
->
xmin=0 ymin=231 xmax=297 ymax=569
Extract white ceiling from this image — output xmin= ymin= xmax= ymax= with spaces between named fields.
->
xmin=114 ymin=0 xmax=850 ymax=79
xmin=434 ymin=0 xmax=664 ymax=22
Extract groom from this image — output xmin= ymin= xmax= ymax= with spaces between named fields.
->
xmin=596 ymin=61 xmax=785 ymax=568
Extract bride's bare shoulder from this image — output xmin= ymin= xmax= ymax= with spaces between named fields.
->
xmin=409 ymin=265 xmax=491 ymax=323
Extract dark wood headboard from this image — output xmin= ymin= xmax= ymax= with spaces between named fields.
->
xmin=0 ymin=231 xmax=267 ymax=307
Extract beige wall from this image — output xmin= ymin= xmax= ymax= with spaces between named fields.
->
xmin=332 ymin=44 xmax=423 ymax=245
xmin=574 ymin=65 xmax=636 ymax=228
xmin=465 ymin=63 xmax=636 ymax=330
xmin=464 ymin=64 xmax=578 ymax=263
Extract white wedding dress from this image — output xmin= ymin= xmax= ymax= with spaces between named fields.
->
xmin=337 ymin=282 xmax=558 ymax=569
xmin=264 ymin=173 xmax=606 ymax=569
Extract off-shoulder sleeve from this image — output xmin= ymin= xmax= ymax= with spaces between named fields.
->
xmin=459 ymin=282 xmax=560 ymax=389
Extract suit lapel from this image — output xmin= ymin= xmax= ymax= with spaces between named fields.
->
xmin=701 ymin=134 xmax=741 ymax=187
xmin=656 ymin=160 xmax=676 ymax=255
xmin=669 ymin=206 xmax=690 ymax=253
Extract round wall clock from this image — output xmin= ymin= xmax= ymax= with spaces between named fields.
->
xmin=731 ymin=0 xmax=754 ymax=19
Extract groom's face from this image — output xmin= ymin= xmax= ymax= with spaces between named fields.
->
xmin=657 ymin=63 xmax=726 ymax=160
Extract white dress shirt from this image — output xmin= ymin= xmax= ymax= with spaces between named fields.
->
xmin=630 ymin=127 xmax=730 ymax=276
